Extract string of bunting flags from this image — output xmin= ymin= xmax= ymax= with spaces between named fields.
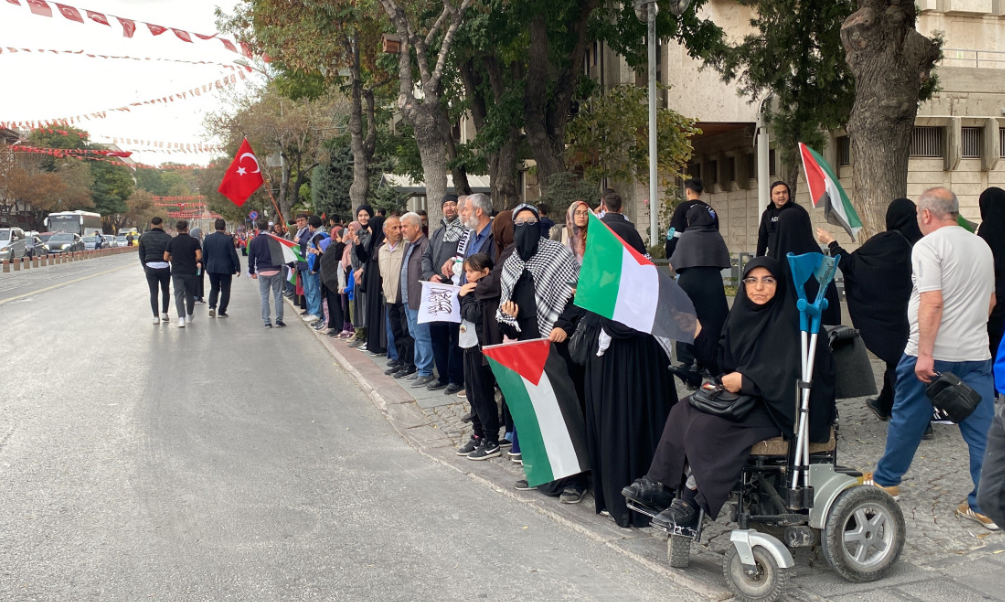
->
xmin=6 ymin=146 xmax=206 ymax=170
xmin=0 ymin=46 xmax=251 ymax=72
xmin=152 ymin=196 xmax=206 ymax=202
xmin=2 ymin=0 xmax=258 ymax=59
xmin=10 ymin=145 xmax=132 ymax=157
xmin=0 ymin=71 xmax=245 ymax=130
xmin=21 ymin=128 xmax=224 ymax=153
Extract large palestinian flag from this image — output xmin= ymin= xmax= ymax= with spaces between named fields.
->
xmin=263 ymin=233 xmax=305 ymax=265
xmin=799 ymin=142 xmax=862 ymax=240
xmin=482 ymin=340 xmax=589 ymax=488
xmin=573 ymin=212 xmax=697 ymax=352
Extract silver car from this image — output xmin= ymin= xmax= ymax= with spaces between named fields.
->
xmin=0 ymin=227 xmax=27 ymax=261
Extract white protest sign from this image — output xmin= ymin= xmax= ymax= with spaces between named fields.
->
xmin=418 ymin=281 xmax=462 ymax=324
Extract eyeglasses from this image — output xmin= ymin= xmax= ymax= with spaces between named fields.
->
xmin=514 ymin=218 xmax=538 ymax=226
xmin=573 ymin=210 xmax=590 ymax=217
xmin=742 ymin=277 xmax=777 ymax=286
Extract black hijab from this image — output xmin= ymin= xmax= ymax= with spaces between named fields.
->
xmin=668 ymin=204 xmax=731 ymax=270
xmin=719 ymin=257 xmax=835 ymax=440
xmin=834 ymin=198 xmax=918 ymax=364
xmin=979 ymin=187 xmax=1005 ymax=293
xmin=767 ymin=203 xmax=817 ymax=259
xmin=355 ymin=204 xmax=374 ymax=222
xmin=366 ymin=215 xmax=386 ymax=255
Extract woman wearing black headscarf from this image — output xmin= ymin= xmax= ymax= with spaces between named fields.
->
xmin=348 ymin=205 xmax=374 ymax=347
xmin=355 ymin=213 xmax=387 ymax=354
xmin=669 ymin=204 xmax=731 ymax=378
xmin=756 ymin=181 xmax=799 ymax=257
xmin=623 ymin=257 xmax=837 ymax=530
xmin=978 ymin=187 xmax=1005 ymax=367
xmin=817 ymin=198 xmax=922 ymax=419
xmin=769 ymin=205 xmax=842 ymax=326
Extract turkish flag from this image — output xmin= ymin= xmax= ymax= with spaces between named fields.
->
xmin=218 ymin=139 xmax=264 ymax=207
xmin=171 ymin=28 xmax=193 ymax=43
xmin=146 ymin=23 xmax=168 ymax=36
xmin=54 ymin=3 xmax=82 ymax=22
xmin=26 ymin=0 xmax=52 ymax=17
xmin=116 ymin=17 xmax=136 ymax=37
xmin=86 ymin=10 xmax=109 ymax=25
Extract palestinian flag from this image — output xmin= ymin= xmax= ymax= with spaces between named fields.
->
xmin=482 ymin=340 xmax=589 ymax=488
xmin=573 ymin=212 xmax=697 ymax=351
xmin=799 ymin=142 xmax=862 ymax=240
xmin=263 ymin=233 xmax=305 ymax=265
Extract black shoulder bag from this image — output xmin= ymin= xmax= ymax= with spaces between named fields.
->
xmin=688 ymin=382 xmax=757 ymax=422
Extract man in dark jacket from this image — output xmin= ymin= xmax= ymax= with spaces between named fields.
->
xmin=600 ymin=191 xmax=648 ymax=255
xmin=401 ymin=212 xmax=436 ymax=388
xmin=422 ymin=195 xmax=466 ymax=393
xmin=248 ymin=218 xmax=286 ymax=328
xmin=138 ymin=216 xmax=173 ymax=324
xmin=203 ymin=218 xmax=241 ymax=318
xmin=665 ymin=179 xmax=717 ymax=258
xmin=164 ymin=220 xmax=202 ymax=328
xmin=756 ymin=181 xmax=796 ymax=257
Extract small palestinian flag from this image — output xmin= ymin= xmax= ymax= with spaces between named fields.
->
xmin=482 ymin=339 xmax=589 ymax=488
xmin=573 ymin=212 xmax=697 ymax=354
xmin=799 ymin=142 xmax=862 ymax=241
xmin=263 ymin=233 xmax=305 ymax=265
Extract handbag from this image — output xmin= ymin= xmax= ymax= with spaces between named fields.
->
xmin=925 ymin=371 xmax=982 ymax=423
xmin=688 ymin=382 xmax=757 ymax=422
xmin=568 ymin=322 xmax=592 ymax=365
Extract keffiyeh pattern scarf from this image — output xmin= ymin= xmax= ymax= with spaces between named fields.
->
xmin=496 ymin=238 xmax=580 ymax=338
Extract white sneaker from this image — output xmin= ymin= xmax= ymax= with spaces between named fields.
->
xmin=153 ymin=316 xmax=161 ymax=324
xmin=302 ymin=314 xmax=320 ymax=322
xmin=187 ymin=313 xmax=194 ymax=323
xmin=178 ymin=316 xmax=186 ymax=328
xmin=161 ymin=314 xmax=169 ymax=322
xmin=209 ymin=308 xmax=216 ymax=318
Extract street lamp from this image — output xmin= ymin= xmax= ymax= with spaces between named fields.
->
xmin=634 ymin=0 xmax=691 ymax=247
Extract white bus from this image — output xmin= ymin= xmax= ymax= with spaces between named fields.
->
xmin=43 ymin=210 xmax=103 ymax=237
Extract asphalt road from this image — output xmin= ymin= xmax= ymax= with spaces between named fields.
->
xmin=0 ymin=255 xmax=702 ymax=602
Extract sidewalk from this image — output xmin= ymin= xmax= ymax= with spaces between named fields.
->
xmin=290 ymin=298 xmax=1005 ymax=600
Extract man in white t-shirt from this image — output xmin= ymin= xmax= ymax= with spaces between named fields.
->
xmin=867 ymin=187 xmax=998 ymax=530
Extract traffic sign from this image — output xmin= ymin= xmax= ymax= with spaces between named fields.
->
xmin=249 ymin=210 xmax=259 ymax=219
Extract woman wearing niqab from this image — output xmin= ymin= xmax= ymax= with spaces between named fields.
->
xmin=818 ymin=198 xmax=922 ymax=418
xmin=978 ymin=187 xmax=1005 ymax=366
xmin=668 ymin=204 xmax=731 ymax=375
xmin=768 ymin=206 xmax=842 ymax=326
xmin=624 ymin=257 xmax=836 ymax=528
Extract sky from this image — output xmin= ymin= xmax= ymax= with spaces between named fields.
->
xmin=0 ymin=0 xmax=260 ymax=166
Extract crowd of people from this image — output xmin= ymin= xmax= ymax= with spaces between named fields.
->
xmin=139 ymin=180 xmax=1005 ymax=536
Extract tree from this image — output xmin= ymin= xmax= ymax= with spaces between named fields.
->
xmin=88 ymin=161 xmax=135 ymax=229
xmin=125 ymin=188 xmax=157 ymax=227
xmin=707 ymin=0 xmax=855 ymax=194
xmin=312 ymin=143 xmax=354 ymax=220
xmin=379 ymin=0 xmax=474 ymax=210
xmin=841 ymin=1 xmax=941 ymax=238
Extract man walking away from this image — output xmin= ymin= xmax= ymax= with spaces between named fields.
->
xmin=248 ymin=218 xmax=286 ymax=328
xmin=164 ymin=220 xmax=202 ymax=328
xmin=401 ymin=212 xmax=434 ymax=387
xmin=203 ymin=218 xmax=241 ymax=318
xmin=138 ymin=216 xmax=172 ymax=323
xmin=422 ymin=195 xmax=466 ymax=393
xmin=866 ymin=187 xmax=998 ymax=530
xmin=666 ymin=179 xmax=718 ymax=259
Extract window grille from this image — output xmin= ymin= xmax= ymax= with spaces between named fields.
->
xmin=910 ymin=127 xmax=943 ymax=158
xmin=837 ymin=136 xmax=851 ymax=166
xmin=709 ymin=160 xmax=719 ymax=184
xmin=961 ymin=127 xmax=981 ymax=159
xmin=726 ymin=157 xmax=736 ymax=183
xmin=768 ymin=149 xmax=776 ymax=175
xmin=999 ymin=128 xmax=1005 ymax=158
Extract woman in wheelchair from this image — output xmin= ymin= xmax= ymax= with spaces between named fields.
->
xmin=624 ymin=256 xmax=837 ymax=531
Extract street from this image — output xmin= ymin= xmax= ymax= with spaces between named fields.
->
xmin=0 ymin=254 xmax=700 ymax=602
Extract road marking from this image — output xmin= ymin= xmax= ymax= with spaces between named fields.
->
xmin=0 ymin=263 xmax=133 ymax=306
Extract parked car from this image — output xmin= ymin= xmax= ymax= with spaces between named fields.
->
xmin=0 ymin=227 xmax=27 ymax=261
xmin=115 ymin=235 xmax=130 ymax=247
xmin=83 ymin=235 xmax=111 ymax=251
xmin=106 ymin=236 xmax=118 ymax=248
xmin=24 ymin=235 xmax=45 ymax=258
xmin=45 ymin=233 xmax=85 ymax=254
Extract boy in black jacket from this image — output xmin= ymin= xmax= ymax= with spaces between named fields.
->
xmin=457 ymin=253 xmax=501 ymax=460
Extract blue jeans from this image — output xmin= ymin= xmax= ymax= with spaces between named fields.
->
xmin=874 ymin=354 xmax=995 ymax=512
xmin=304 ymin=271 xmax=322 ymax=317
xmin=405 ymin=307 xmax=434 ymax=377
xmin=257 ymin=272 xmax=284 ymax=325
xmin=386 ymin=310 xmax=398 ymax=361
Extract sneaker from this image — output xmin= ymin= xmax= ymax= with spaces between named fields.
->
xmin=444 ymin=383 xmax=464 ymax=395
xmin=275 ymin=320 xmax=286 ymax=327
xmin=560 ymin=486 xmax=587 ymax=504
xmin=387 ymin=359 xmax=400 ymax=368
xmin=514 ymin=479 xmax=537 ymax=491
xmin=457 ymin=390 xmax=467 ymax=399
xmin=187 ymin=313 xmax=194 ymax=323
xmin=956 ymin=500 xmax=1000 ymax=531
xmin=384 ymin=362 xmax=403 ymax=376
xmin=209 ymin=308 xmax=216 ymax=318
xmin=410 ymin=375 xmax=437 ymax=388
xmin=218 ymin=313 xmax=228 ymax=318
xmin=302 ymin=313 xmax=321 ymax=322
xmin=312 ymin=321 xmax=327 ymax=331
xmin=622 ymin=475 xmax=674 ymax=512
xmin=862 ymin=472 xmax=900 ymax=500
xmin=153 ymin=316 xmax=161 ymax=324
xmin=460 ymin=412 xmax=473 ymax=423
xmin=865 ymin=397 xmax=890 ymax=421
xmin=468 ymin=440 xmax=501 ymax=461
xmin=499 ymin=439 xmax=512 ymax=448
xmin=652 ymin=498 xmax=700 ymax=531
xmin=457 ymin=436 xmax=480 ymax=455
xmin=264 ymin=322 xmax=273 ymax=328
xmin=510 ymin=453 xmax=522 ymax=464
xmin=426 ymin=380 xmax=449 ymax=391
xmin=161 ymin=314 xmax=169 ymax=322
xmin=393 ymin=366 xmax=417 ymax=380
xmin=347 ymin=339 xmax=364 ymax=348
xmin=178 ymin=316 xmax=186 ymax=328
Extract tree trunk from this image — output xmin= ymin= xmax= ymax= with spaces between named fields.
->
xmin=412 ymin=103 xmax=448 ymax=219
xmin=492 ymin=134 xmax=521 ymax=210
xmin=278 ymin=161 xmax=293 ymax=221
xmin=841 ymin=1 xmax=939 ymax=239
xmin=347 ymin=38 xmax=377 ymax=208
xmin=445 ymin=131 xmax=472 ymax=197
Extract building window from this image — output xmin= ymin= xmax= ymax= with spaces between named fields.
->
xmin=725 ymin=156 xmax=736 ymax=183
xmin=961 ymin=127 xmax=982 ymax=159
xmin=837 ymin=136 xmax=851 ymax=166
xmin=747 ymin=152 xmax=755 ymax=180
xmin=768 ymin=149 xmax=776 ymax=175
xmin=1000 ymin=128 xmax=1005 ymax=158
xmin=708 ymin=160 xmax=719 ymax=185
xmin=687 ymin=163 xmax=701 ymax=181
xmin=910 ymin=126 xmax=943 ymax=158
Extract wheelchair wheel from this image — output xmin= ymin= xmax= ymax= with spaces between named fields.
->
xmin=668 ymin=534 xmax=690 ymax=568
xmin=723 ymin=544 xmax=790 ymax=602
xmin=821 ymin=485 xmax=905 ymax=582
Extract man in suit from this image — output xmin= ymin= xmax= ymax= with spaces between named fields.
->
xmin=203 ymin=218 xmax=241 ymax=318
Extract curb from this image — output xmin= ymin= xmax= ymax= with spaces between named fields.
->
xmin=285 ymin=296 xmax=737 ymax=601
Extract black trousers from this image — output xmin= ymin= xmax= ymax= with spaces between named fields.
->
xmin=145 ymin=266 xmax=171 ymax=316
xmin=323 ymin=284 xmax=344 ymax=329
xmin=208 ymin=273 xmax=233 ymax=313
xmin=464 ymin=348 xmax=499 ymax=442
xmin=387 ymin=303 xmax=413 ymax=368
xmin=194 ymin=268 xmax=205 ymax=300
xmin=430 ymin=321 xmax=464 ymax=386
xmin=875 ymin=362 xmax=897 ymax=416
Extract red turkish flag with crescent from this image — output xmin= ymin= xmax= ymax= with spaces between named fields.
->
xmin=26 ymin=0 xmax=52 ymax=17
xmin=54 ymin=3 xmax=82 ymax=22
xmin=218 ymin=139 xmax=265 ymax=207
xmin=86 ymin=10 xmax=109 ymax=25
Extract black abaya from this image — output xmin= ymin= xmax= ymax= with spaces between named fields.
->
xmin=583 ymin=313 xmax=677 ymax=527
xmin=768 ymin=205 xmax=842 ymax=326
xmin=356 ymin=217 xmax=387 ymax=353
xmin=676 ymin=266 xmax=730 ymax=367
xmin=979 ymin=187 xmax=1005 ymax=360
